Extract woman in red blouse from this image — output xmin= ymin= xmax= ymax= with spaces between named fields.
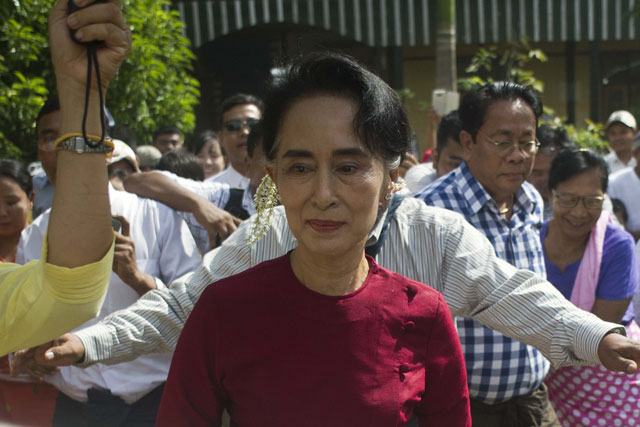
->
xmin=157 ymin=53 xmax=470 ymax=427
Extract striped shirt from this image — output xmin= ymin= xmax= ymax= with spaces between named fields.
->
xmin=416 ymin=162 xmax=548 ymax=403
xmin=75 ymin=198 xmax=618 ymax=375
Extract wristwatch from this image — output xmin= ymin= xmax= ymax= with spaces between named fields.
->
xmin=56 ymin=136 xmax=113 ymax=153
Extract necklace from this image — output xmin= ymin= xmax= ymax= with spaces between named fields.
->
xmin=498 ymin=196 xmax=514 ymax=215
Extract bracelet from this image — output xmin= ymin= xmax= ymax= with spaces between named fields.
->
xmin=54 ymin=133 xmax=115 ymax=154
xmin=54 ymin=133 xmax=102 ymax=149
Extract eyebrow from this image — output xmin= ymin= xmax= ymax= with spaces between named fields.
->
xmin=490 ymin=129 xmax=535 ymax=137
xmin=281 ymin=147 xmax=370 ymax=159
xmin=38 ymin=128 xmax=57 ymax=136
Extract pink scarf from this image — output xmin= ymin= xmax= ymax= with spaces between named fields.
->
xmin=570 ymin=211 xmax=611 ymax=311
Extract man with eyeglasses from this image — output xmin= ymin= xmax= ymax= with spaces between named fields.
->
xmin=416 ymin=82 xmax=559 ymax=426
xmin=208 ymin=94 xmax=263 ymax=188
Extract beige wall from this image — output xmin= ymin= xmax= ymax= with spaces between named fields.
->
xmin=401 ymin=42 xmax=597 ymax=156
xmin=403 ymin=55 xmax=437 ymax=156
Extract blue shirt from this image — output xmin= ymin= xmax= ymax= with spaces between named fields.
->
xmin=416 ymin=162 xmax=549 ymax=404
xmin=32 ymin=171 xmax=54 ymax=219
xmin=542 ymin=221 xmax=638 ymax=324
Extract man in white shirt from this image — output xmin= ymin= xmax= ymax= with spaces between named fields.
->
xmin=604 ymin=110 xmax=637 ymax=174
xmin=609 ymin=134 xmax=640 ymax=241
xmin=207 ymin=94 xmax=263 ymax=188
xmin=123 ymin=125 xmax=267 ymax=253
xmin=403 ymin=111 xmax=464 ymax=194
xmin=17 ymin=114 xmax=202 ymax=426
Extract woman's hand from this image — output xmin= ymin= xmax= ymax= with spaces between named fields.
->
xmin=49 ymin=0 xmax=131 ymax=95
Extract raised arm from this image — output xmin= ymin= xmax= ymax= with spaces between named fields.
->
xmin=0 ymin=0 xmax=131 ymax=355
xmin=48 ymin=0 xmax=130 ymax=265
xmin=124 ymin=171 xmax=241 ymax=243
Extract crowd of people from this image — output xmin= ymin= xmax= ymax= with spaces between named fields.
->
xmin=2 ymin=0 xmax=640 ymax=426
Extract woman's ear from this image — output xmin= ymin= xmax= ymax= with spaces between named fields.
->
xmin=266 ymin=166 xmax=276 ymax=183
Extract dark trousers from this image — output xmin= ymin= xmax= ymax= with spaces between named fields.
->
xmin=52 ymin=383 xmax=165 ymax=427
xmin=470 ymin=383 xmax=560 ymax=427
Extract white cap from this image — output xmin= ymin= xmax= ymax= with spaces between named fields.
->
xmin=606 ymin=110 xmax=637 ymax=131
xmin=108 ymin=139 xmax=140 ymax=172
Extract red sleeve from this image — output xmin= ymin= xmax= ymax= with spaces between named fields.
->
xmin=156 ymin=288 xmax=224 ymax=426
xmin=417 ymin=294 xmax=471 ymax=427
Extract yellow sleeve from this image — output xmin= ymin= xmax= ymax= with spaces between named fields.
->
xmin=0 ymin=235 xmax=114 ymax=356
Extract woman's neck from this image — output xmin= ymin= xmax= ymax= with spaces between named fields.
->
xmin=290 ymin=245 xmax=370 ymax=296
xmin=544 ymin=219 xmax=590 ymax=270
xmin=0 ymin=235 xmax=20 ymax=263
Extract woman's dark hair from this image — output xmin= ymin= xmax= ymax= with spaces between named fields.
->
xmin=262 ymin=52 xmax=411 ymax=167
xmin=548 ymin=149 xmax=609 ymax=193
xmin=459 ymin=82 xmax=543 ymax=139
xmin=0 ymin=159 xmax=32 ymax=197
xmin=188 ymin=130 xmax=220 ymax=156
xmin=156 ymin=150 xmax=205 ymax=181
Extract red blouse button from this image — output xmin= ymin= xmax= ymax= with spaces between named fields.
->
xmin=401 ymin=321 xmax=415 ymax=332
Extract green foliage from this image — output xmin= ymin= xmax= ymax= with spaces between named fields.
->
xmin=0 ymin=0 xmax=199 ymax=161
xmin=458 ymin=39 xmax=609 ymax=151
xmin=458 ymin=38 xmax=548 ymax=94
xmin=542 ymin=116 xmax=609 ymax=152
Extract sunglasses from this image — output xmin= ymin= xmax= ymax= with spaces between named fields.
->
xmin=223 ymin=118 xmax=260 ymax=132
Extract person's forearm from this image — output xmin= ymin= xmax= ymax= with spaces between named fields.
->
xmin=76 ymin=217 xmax=258 ymax=365
xmin=125 ymin=271 xmax=157 ymax=296
xmin=439 ymin=215 xmax=619 ymax=367
xmin=124 ymin=172 xmax=207 ymax=214
xmin=48 ymin=86 xmax=112 ymax=268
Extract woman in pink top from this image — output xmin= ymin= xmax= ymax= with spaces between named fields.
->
xmin=541 ymin=149 xmax=640 ymax=426
xmin=157 ymin=53 xmax=470 ymax=427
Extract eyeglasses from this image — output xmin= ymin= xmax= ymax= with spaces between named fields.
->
xmin=223 ymin=118 xmax=260 ymax=132
xmin=477 ymin=130 xmax=540 ymax=158
xmin=552 ymin=191 xmax=605 ymax=210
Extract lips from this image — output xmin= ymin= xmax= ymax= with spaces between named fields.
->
xmin=307 ymin=220 xmax=345 ymax=233
xmin=502 ymin=172 xmax=524 ymax=179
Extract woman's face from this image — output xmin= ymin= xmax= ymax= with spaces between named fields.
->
xmin=550 ymin=169 xmax=604 ymax=239
xmin=0 ymin=176 xmax=31 ymax=239
xmin=198 ymin=138 xmax=226 ymax=179
xmin=268 ymin=95 xmax=394 ymax=258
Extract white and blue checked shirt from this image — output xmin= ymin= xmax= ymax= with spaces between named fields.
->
xmin=416 ymin=162 xmax=550 ymax=404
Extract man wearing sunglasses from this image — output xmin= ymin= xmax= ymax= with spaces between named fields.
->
xmin=207 ymin=94 xmax=263 ymax=188
xmin=417 ymin=82 xmax=558 ymax=426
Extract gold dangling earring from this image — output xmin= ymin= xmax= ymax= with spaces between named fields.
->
xmin=248 ymin=175 xmax=280 ymax=245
